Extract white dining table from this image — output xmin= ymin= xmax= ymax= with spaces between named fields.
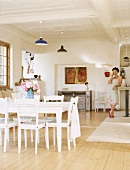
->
xmin=7 ymin=101 xmax=70 ymax=152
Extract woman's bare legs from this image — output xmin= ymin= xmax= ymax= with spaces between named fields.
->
xmin=109 ymin=105 xmax=113 ymax=116
xmin=109 ymin=103 xmax=117 ymax=117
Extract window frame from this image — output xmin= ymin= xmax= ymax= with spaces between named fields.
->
xmin=0 ymin=41 xmax=10 ymax=89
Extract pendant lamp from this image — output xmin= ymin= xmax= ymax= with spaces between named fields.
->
xmin=35 ymin=37 xmax=47 ymax=45
xmin=57 ymin=45 xmax=67 ymax=52
xmin=101 ymin=64 xmax=112 ymax=78
xmin=123 ymin=30 xmax=129 ymax=62
xmin=57 ymin=32 xmax=67 ymax=52
xmin=35 ymin=21 xmax=48 ymax=45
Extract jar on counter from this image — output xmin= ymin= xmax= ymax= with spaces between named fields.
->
xmin=122 ymin=79 xmax=126 ymax=86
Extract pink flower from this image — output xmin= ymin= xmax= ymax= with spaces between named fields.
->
xmin=33 ymin=84 xmax=39 ymax=91
xmin=26 ymin=82 xmax=33 ymax=89
xmin=21 ymin=81 xmax=39 ymax=92
xmin=85 ymin=82 xmax=88 ymax=85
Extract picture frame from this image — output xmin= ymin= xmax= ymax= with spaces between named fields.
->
xmin=65 ymin=67 xmax=87 ymax=84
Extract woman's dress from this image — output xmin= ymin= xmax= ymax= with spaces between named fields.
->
xmin=108 ymin=78 xmax=120 ymax=105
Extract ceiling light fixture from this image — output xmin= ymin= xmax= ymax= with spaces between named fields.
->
xmin=123 ymin=30 xmax=129 ymax=62
xmin=57 ymin=45 xmax=67 ymax=52
xmin=35 ymin=21 xmax=48 ymax=45
xmin=57 ymin=32 xmax=67 ymax=52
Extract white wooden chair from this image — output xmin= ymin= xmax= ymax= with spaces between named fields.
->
xmin=45 ymin=96 xmax=80 ymax=150
xmin=12 ymin=92 xmax=23 ymax=99
xmin=43 ymin=95 xmax=64 ymax=119
xmin=12 ymin=93 xmax=40 ymax=143
xmin=44 ymin=95 xmax=64 ymax=102
xmin=42 ymin=95 xmax=64 ymax=144
xmin=0 ymin=98 xmax=18 ymax=152
xmin=12 ymin=92 xmax=34 ymax=141
xmin=94 ymin=91 xmax=107 ymax=112
xmin=14 ymin=98 xmax=45 ymax=154
xmin=12 ymin=92 xmax=40 ymax=101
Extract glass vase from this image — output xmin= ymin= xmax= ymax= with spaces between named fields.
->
xmin=26 ymin=89 xmax=34 ymax=99
xmin=122 ymin=79 xmax=126 ymax=87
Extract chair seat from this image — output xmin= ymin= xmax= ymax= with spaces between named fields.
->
xmin=13 ymin=118 xmax=46 ymax=129
xmin=39 ymin=117 xmax=55 ymax=123
xmin=0 ymin=121 xmax=18 ymax=128
xmin=19 ymin=122 xmax=45 ymax=129
xmin=13 ymin=117 xmax=33 ymax=123
xmin=46 ymin=120 xmax=68 ymax=127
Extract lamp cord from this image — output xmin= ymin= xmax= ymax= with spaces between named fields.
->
xmin=126 ymin=37 xmax=128 ymax=56
xmin=40 ymin=20 xmax=42 ymax=38
xmin=61 ymin=31 xmax=63 ymax=45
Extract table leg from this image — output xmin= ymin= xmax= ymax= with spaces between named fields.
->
xmin=56 ymin=109 xmax=62 ymax=152
xmin=125 ymin=90 xmax=129 ymax=117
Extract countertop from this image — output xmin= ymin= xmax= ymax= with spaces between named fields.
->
xmin=118 ymin=86 xmax=130 ymax=90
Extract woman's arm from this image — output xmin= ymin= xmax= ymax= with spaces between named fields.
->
xmin=108 ymin=75 xmax=113 ymax=84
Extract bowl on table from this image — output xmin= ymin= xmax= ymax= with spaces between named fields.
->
xmin=34 ymin=75 xmax=38 ymax=78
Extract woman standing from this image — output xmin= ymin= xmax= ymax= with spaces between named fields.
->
xmin=108 ymin=67 xmax=122 ymax=118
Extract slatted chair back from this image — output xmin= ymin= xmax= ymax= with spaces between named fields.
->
xmin=44 ymin=95 xmax=64 ymax=102
xmin=14 ymin=98 xmax=39 ymax=127
xmin=12 ymin=92 xmax=22 ymax=99
xmin=0 ymin=98 xmax=18 ymax=152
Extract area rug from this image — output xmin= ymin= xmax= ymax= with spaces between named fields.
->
xmin=86 ymin=111 xmax=130 ymax=143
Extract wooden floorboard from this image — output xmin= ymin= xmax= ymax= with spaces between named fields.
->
xmin=0 ymin=110 xmax=130 ymax=170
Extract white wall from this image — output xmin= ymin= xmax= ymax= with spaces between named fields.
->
xmin=56 ymin=64 xmax=95 ymax=92
xmin=34 ymin=40 xmax=119 ymax=103
xmin=1 ymin=25 xmax=125 ymax=109
xmin=0 ymin=25 xmax=44 ymax=88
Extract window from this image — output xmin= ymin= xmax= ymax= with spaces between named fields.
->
xmin=0 ymin=41 xmax=10 ymax=88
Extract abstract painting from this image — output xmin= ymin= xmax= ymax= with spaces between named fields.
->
xmin=65 ymin=67 xmax=87 ymax=84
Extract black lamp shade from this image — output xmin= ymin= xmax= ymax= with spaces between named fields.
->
xmin=57 ymin=45 xmax=67 ymax=52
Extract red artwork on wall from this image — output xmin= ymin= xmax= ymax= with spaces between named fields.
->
xmin=65 ymin=67 xmax=87 ymax=84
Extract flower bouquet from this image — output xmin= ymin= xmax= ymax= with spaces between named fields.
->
xmin=21 ymin=81 xmax=40 ymax=98
xmin=85 ymin=81 xmax=89 ymax=91
xmin=85 ymin=82 xmax=88 ymax=85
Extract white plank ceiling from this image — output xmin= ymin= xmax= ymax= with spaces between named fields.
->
xmin=0 ymin=0 xmax=130 ymax=43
